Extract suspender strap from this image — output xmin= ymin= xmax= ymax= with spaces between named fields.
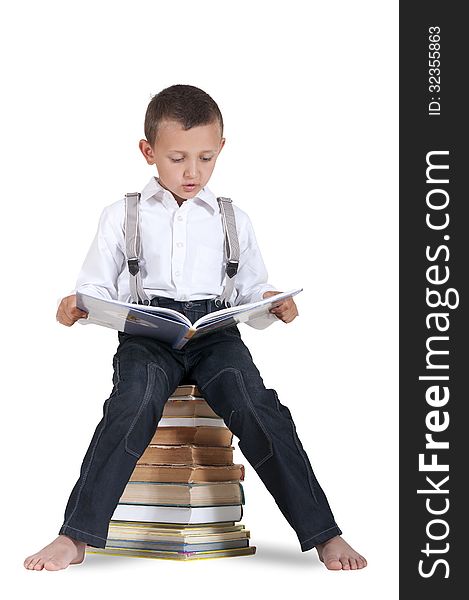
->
xmin=125 ymin=192 xmax=151 ymax=305
xmin=216 ymin=197 xmax=239 ymax=307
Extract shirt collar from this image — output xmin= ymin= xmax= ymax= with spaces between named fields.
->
xmin=140 ymin=176 xmax=219 ymax=214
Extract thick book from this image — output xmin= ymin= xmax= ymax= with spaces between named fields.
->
xmin=104 ymin=538 xmax=250 ymax=553
xmin=169 ymin=385 xmax=202 ymax=397
xmin=162 ymin=399 xmax=219 ymax=418
xmin=86 ymin=545 xmax=256 ymax=561
xmin=111 ymin=503 xmax=243 ymax=524
xmin=137 ymin=444 xmax=234 ymax=466
xmin=151 ymin=426 xmax=232 ymax=447
xmin=130 ymin=464 xmax=245 ymax=483
xmin=106 ymin=521 xmax=247 ymax=543
xmin=156 ymin=417 xmax=225 ymax=428
xmin=76 ymin=288 xmax=303 ymax=349
xmin=119 ymin=481 xmax=244 ymax=507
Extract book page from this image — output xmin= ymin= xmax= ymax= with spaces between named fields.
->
xmin=76 ymin=292 xmax=192 ymax=344
xmin=192 ymin=288 xmax=303 ymax=333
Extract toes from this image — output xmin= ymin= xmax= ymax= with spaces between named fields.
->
xmin=349 ymin=557 xmax=358 ymax=570
xmin=325 ymin=558 xmax=342 ymax=570
xmin=341 ymin=557 xmax=351 ymax=570
xmin=44 ymin=560 xmax=62 ymax=571
xmin=33 ymin=558 xmax=45 ymax=571
xmin=358 ymin=555 xmax=368 ymax=568
xmin=26 ymin=556 xmax=39 ymax=570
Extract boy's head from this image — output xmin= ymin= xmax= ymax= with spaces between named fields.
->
xmin=139 ymin=84 xmax=225 ymax=202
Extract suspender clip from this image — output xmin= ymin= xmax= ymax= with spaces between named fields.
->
xmin=127 ymin=258 xmax=140 ymax=276
xmin=226 ymin=260 xmax=239 ymax=279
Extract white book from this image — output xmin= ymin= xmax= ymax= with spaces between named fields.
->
xmin=76 ymin=288 xmax=303 ymax=349
xmin=157 ymin=417 xmax=225 ymax=428
xmin=112 ymin=503 xmax=243 ymax=524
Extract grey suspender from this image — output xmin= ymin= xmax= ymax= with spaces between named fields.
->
xmin=125 ymin=192 xmax=151 ymax=305
xmin=216 ymin=197 xmax=239 ymax=307
xmin=124 ymin=192 xmax=239 ymax=307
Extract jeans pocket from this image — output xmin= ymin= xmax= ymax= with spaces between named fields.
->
xmin=229 ymin=407 xmax=273 ymax=470
xmin=124 ymin=363 xmax=158 ymax=458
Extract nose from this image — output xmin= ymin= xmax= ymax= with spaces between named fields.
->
xmin=184 ymin=160 xmax=198 ymax=179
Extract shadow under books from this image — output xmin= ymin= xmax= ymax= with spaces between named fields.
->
xmin=82 ymin=543 xmax=317 ymax=570
xmin=252 ymin=542 xmax=318 ymax=569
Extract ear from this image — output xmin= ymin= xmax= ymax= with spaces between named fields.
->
xmin=217 ymin=137 xmax=226 ymax=155
xmin=139 ymin=139 xmax=156 ymax=165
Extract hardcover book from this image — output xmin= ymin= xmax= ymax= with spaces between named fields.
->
xmin=151 ymin=426 xmax=233 ymax=447
xmin=111 ymin=503 xmax=243 ymax=523
xmin=129 ymin=463 xmax=244 ymax=483
xmin=75 ymin=288 xmax=302 ymax=349
xmin=137 ymin=444 xmax=234 ymax=466
xmin=162 ymin=399 xmax=219 ymax=418
xmin=86 ymin=545 xmax=256 ymax=561
xmin=119 ymin=481 xmax=244 ymax=507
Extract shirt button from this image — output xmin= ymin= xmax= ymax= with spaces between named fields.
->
xmin=176 ymin=242 xmax=183 ymax=248
xmin=175 ymin=271 xmax=181 ymax=277
xmin=177 ymin=215 xmax=183 ymax=221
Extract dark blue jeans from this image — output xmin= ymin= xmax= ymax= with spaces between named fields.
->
xmin=58 ymin=297 xmax=342 ymax=551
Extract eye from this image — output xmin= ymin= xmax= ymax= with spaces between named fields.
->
xmin=170 ymin=156 xmax=213 ymax=163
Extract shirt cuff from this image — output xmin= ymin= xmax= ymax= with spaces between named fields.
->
xmin=244 ymin=284 xmax=281 ymax=330
xmin=246 ymin=310 xmax=279 ymax=330
xmin=243 ymin=284 xmax=279 ymax=305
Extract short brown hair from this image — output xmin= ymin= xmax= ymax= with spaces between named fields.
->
xmin=144 ymin=84 xmax=224 ymax=146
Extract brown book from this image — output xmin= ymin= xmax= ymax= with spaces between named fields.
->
xmin=162 ymin=399 xmax=219 ymax=418
xmin=130 ymin=464 xmax=245 ymax=483
xmin=170 ymin=385 xmax=202 ymax=397
xmin=138 ymin=444 xmax=234 ymax=466
xmin=152 ymin=426 xmax=232 ymax=447
xmin=119 ymin=481 xmax=244 ymax=506
xmin=107 ymin=521 xmax=249 ymax=544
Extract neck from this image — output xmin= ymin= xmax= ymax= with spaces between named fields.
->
xmin=156 ymin=176 xmax=186 ymax=206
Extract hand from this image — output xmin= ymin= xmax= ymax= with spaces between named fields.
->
xmin=262 ymin=291 xmax=298 ymax=323
xmin=56 ymin=294 xmax=88 ymax=326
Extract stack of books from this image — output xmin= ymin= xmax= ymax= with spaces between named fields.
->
xmin=86 ymin=384 xmax=256 ymax=561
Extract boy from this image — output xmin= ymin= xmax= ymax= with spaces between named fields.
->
xmin=24 ymin=85 xmax=366 ymax=571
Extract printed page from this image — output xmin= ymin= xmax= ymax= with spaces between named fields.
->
xmin=192 ymin=288 xmax=303 ymax=334
xmin=76 ymin=292 xmax=191 ymax=344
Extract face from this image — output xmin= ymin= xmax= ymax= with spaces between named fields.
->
xmin=139 ymin=119 xmax=225 ymax=201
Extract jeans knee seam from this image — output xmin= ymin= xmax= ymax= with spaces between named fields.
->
xmin=227 ymin=409 xmax=236 ymax=430
xmin=233 ymin=369 xmax=273 ymax=467
xmin=200 ymin=367 xmax=273 ymax=467
xmin=290 ymin=421 xmax=318 ymax=503
xmin=124 ymin=362 xmax=165 ymax=455
xmin=199 ymin=367 xmax=237 ymax=393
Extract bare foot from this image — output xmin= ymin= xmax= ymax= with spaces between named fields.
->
xmin=24 ymin=535 xmax=87 ymax=571
xmin=316 ymin=536 xmax=367 ymax=571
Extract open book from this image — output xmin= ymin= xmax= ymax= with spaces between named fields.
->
xmin=75 ymin=288 xmax=302 ymax=349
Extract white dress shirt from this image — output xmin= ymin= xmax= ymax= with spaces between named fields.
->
xmin=73 ymin=176 xmax=279 ymax=329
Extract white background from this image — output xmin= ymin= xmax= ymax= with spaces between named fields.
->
xmin=1 ymin=1 xmax=398 ymax=598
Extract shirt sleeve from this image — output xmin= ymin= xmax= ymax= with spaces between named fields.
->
xmin=233 ymin=212 xmax=280 ymax=330
xmin=72 ymin=205 xmax=125 ymax=301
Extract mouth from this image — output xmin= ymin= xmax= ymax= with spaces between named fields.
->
xmin=182 ymin=183 xmax=198 ymax=191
